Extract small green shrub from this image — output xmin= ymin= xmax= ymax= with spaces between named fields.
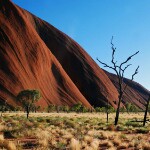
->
xmin=136 ymin=128 xmax=149 ymax=134
xmin=125 ymin=121 xmax=142 ymax=127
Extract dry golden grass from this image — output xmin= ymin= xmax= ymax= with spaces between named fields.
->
xmin=0 ymin=134 xmax=16 ymax=150
xmin=142 ymin=142 xmax=150 ymax=150
xmin=0 ymin=112 xmax=149 ymax=149
xmin=70 ymin=138 xmax=81 ymax=150
xmin=4 ymin=112 xmax=145 ymax=119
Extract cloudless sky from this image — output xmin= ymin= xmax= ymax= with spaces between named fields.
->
xmin=12 ymin=0 xmax=150 ymax=90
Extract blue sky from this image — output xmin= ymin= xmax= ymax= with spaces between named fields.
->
xmin=12 ymin=0 xmax=150 ymax=90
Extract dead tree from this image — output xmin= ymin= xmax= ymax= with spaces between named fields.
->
xmin=105 ymin=95 xmax=109 ymax=123
xmin=97 ymin=37 xmax=139 ymax=125
xmin=143 ymin=94 xmax=150 ymax=126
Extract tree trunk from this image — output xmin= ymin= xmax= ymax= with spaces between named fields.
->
xmin=27 ymin=112 xmax=29 ymax=119
xmin=35 ymin=106 xmax=37 ymax=113
xmin=115 ymin=93 xmax=122 ymax=125
xmin=26 ymin=106 xmax=29 ymax=119
xmin=107 ymin=111 xmax=108 ymax=123
xmin=143 ymin=95 xmax=150 ymax=126
xmin=106 ymin=98 xmax=109 ymax=123
xmin=56 ymin=106 xmax=59 ymax=113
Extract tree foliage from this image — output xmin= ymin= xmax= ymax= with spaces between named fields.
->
xmin=125 ymin=102 xmax=140 ymax=113
xmin=71 ymin=102 xmax=88 ymax=113
xmin=17 ymin=89 xmax=41 ymax=119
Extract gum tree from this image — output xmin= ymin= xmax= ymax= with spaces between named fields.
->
xmin=97 ymin=37 xmax=139 ymax=125
xmin=17 ymin=89 xmax=41 ymax=119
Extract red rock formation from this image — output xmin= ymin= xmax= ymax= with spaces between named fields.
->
xmin=18 ymin=5 xmax=119 ymax=108
xmin=1 ymin=0 xmax=148 ymax=109
xmin=0 ymin=0 xmax=92 ymax=108
xmin=0 ymin=0 xmax=119 ymax=109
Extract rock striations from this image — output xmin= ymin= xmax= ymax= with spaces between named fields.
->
xmin=0 ymin=0 xmax=92 ymax=108
xmin=0 ymin=0 xmax=149 ymax=109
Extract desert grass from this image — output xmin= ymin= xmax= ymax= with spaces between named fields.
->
xmin=0 ymin=112 xmax=149 ymax=149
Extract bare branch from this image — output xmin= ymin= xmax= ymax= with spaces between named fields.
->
xmin=124 ymin=64 xmax=132 ymax=72
xmin=110 ymin=36 xmax=121 ymax=79
xmin=131 ymin=66 xmax=139 ymax=80
xmin=122 ymin=66 xmax=139 ymax=93
xmin=120 ymin=51 xmax=139 ymax=67
xmin=121 ymin=64 xmax=132 ymax=77
xmin=96 ymin=58 xmax=114 ymax=70
xmin=111 ymin=36 xmax=114 ymax=47
xmin=111 ymin=36 xmax=117 ymax=66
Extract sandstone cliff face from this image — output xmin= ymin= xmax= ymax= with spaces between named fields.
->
xmin=18 ymin=5 xmax=119 ymax=108
xmin=0 ymin=0 xmax=119 ymax=109
xmin=0 ymin=0 xmax=92 ymax=108
xmin=0 ymin=0 xmax=148 ymax=109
